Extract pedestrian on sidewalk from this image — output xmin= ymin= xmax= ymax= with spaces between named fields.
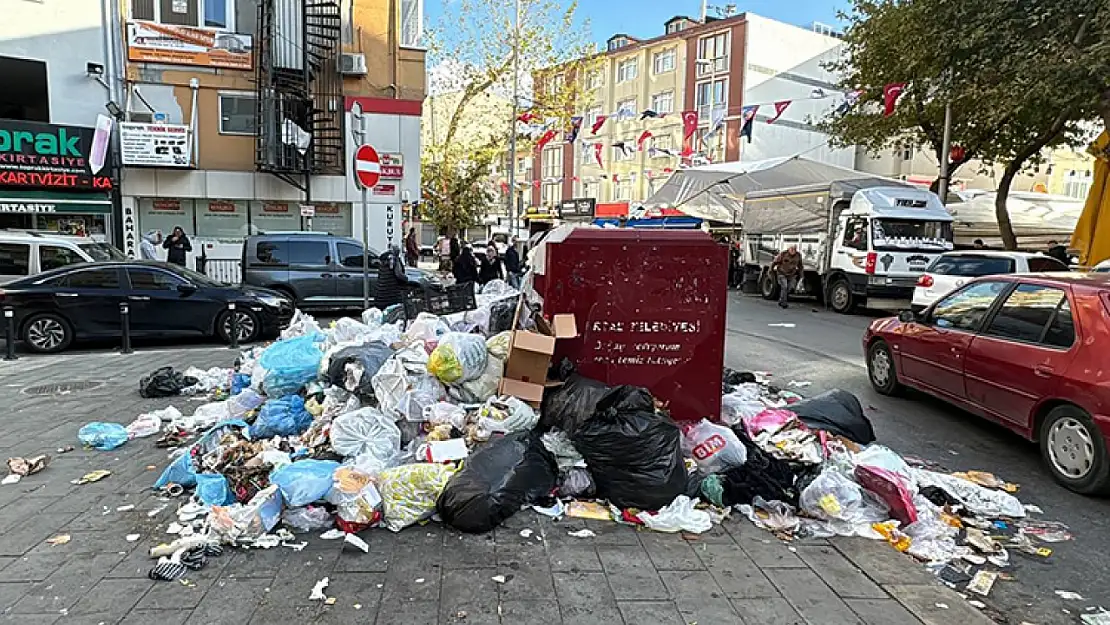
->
xmin=162 ymin=226 xmax=192 ymax=267
xmin=140 ymin=230 xmax=162 ymax=260
xmin=405 ymin=227 xmax=420 ymax=266
xmin=772 ymin=244 xmax=802 ymax=309
xmin=504 ymin=236 xmax=522 ymax=288
xmin=478 ymin=244 xmax=504 ymax=286
xmin=452 ymin=244 xmax=479 ymax=286
xmin=437 ymin=234 xmax=452 ymax=271
xmin=375 ymin=243 xmax=411 ymax=308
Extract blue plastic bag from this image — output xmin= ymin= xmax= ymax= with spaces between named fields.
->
xmin=196 ymin=473 xmax=234 ymax=506
xmin=78 ymin=422 xmax=129 ymax=451
xmin=153 ymin=419 xmax=248 ymax=489
xmin=249 ymin=395 xmax=311 ymax=440
xmin=231 ymin=373 xmax=252 ymax=396
xmin=269 ymin=459 xmax=339 ymax=507
xmin=259 ymin=335 xmax=324 ymax=397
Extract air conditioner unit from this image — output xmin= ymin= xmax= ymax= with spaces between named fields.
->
xmin=339 ymin=53 xmax=367 ymax=76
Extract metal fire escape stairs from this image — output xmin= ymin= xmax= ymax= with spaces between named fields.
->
xmin=255 ymin=0 xmax=345 ymax=198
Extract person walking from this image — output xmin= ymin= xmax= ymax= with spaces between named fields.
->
xmin=1046 ymin=240 xmax=1070 ymax=265
xmin=452 ymin=244 xmax=479 ymax=285
xmin=449 ymin=234 xmax=461 ymax=264
xmin=140 ymin=230 xmax=162 ymax=260
xmin=437 ymin=235 xmax=452 ymax=271
xmin=162 ymin=226 xmax=192 ymax=267
xmin=404 ymin=227 xmax=420 ymax=267
xmin=504 ymin=236 xmax=522 ymax=288
xmin=477 ymin=244 xmax=504 ymax=286
xmin=374 ymin=243 xmax=411 ymax=309
xmin=771 ymin=244 xmax=803 ymax=309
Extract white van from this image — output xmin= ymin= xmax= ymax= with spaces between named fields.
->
xmin=0 ymin=231 xmax=127 ymax=284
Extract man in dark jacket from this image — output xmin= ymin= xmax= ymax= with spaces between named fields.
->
xmin=477 ymin=244 xmax=504 ymax=286
xmin=162 ymin=226 xmax=192 ymax=267
xmin=374 ymin=244 xmax=411 ymax=309
xmin=452 ymin=245 xmax=479 ymax=285
xmin=1046 ymin=241 xmax=1070 ymax=265
xmin=504 ymin=236 xmax=522 ymax=288
xmin=771 ymin=245 xmax=803 ymax=309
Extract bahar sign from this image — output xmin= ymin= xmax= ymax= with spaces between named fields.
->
xmin=0 ymin=119 xmax=114 ymax=191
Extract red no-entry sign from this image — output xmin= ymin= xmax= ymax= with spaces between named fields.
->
xmin=353 ymin=144 xmax=381 ymax=189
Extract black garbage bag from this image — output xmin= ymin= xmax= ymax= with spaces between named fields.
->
xmin=789 ymin=389 xmax=875 ymax=444
xmin=325 ymin=342 xmax=393 ymax=398
xmin=139 ymin=367 xmax=198 ymax=398
xmin=556 ymin=467 xmax=595 ymax=498
xmin=539 ymin=374 xmax=613 ymax=435
xmin=571 ymin=385 xmax=687 ymax=510
xmin=714 ymin=427 xmax=802 ymax=506
xmin=722 ymin=367 xmax=756 ymax=392
xmin=488 ymin=296 xmax=520 ymax=334
xmin=437 ymin=431 xmax=557 ymax=533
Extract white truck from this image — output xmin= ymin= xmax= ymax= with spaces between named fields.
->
xmin=740 ymin=182 xmax=954 ymax=314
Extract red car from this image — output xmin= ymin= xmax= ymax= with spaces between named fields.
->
xmin=863 ymin=273 xmax=1110 ymax=494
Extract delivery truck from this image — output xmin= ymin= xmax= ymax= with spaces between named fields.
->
xmin=741 ymin=181 xmax=954 ymax=314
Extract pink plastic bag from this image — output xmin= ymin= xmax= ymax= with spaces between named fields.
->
xmin=854 ymin=464 xmax=917 ymax=525
xmin=743 ymin=409 xmax=798 ymax=438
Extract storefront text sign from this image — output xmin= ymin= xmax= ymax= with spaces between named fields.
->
xmin=120 ymin=122 xmax=193 ymax=167
xmin=0 ymin=120 xmax=114 ymax=191
xmin=127 ymin=21 xmax=253 ymax=71
xmin=380 ymin=153 xmax=404 ymax=179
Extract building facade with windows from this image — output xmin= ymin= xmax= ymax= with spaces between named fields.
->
xmin=114 ymin=0 xmax=425 ymax=272
xmin=528 ymin=14 xmax=848 ymax=212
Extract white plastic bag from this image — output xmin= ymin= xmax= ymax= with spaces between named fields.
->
xmin=328 ymin=317 xmax=377 ymax=346
xmin=910 ymin=469 xmax=1025 ymax=518
xmin=283 ymin=506 xmax=334 ymax=532
xmin=329 ymin=408 xmax=402 ymax=465
xmin=450 ymin=355 xmax=503 ymax=404
xmin=637 ymin=495 xmax=713 ymax=533
xmin=476 ymin=396 xmax=537 ymax=440
xmin=404 ymin=312 xmax=450 ymax=343
xmin=681 ymin=419 xmax=748 ymax=474
xmin=800 ymin=469 xmax=888 ymax=524
xmin=721 ymin=393 xmax=766 ymax=426
xmin=125 ymin=411 xmax=163 ymax=439
xmin=424 ymin=402 xmax=468 ymax=429
xmin=854 ymin=445 xmax=916 ymax=488
xmin=371 ymin=358 xmax=409 ymax=419
xmin=398 ymin=375 xmax=445 ymax=422
xmin=226 ymin=389 xmax=265 ymax=419
xmin=361 ymin=308 xmax=384 ymax=329
xmin=480 ymin=279 xmax=515 ymax=297
xmin=281 ymin=310 xmax=322 ymax=340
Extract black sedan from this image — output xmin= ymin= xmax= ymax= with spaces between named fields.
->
xmin=0 ymin=261 xmax=294 ymax=353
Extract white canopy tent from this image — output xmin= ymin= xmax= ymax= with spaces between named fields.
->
xmin=948 ymin=191 xmax=1085 ymax=249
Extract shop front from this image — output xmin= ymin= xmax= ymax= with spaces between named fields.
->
xmin=0 ymin=118 xmax=118 ymax=241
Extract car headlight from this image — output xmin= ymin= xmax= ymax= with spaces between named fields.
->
xmin=256 ymin=294 xmax=286 ymax=308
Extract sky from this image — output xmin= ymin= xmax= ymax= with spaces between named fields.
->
xmin=425 ymin=0 xmax=852 ymax=46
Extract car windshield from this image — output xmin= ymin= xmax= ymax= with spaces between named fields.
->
xmin=871 ymin=219 xmax=953 ymax=252
xmin=78 ymin=242 xmax=128 ymax=261
xmin=927 ymin=255 xmax=1015 ymax=277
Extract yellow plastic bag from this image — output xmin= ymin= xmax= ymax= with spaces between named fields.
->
xmin=377 ymin=463 xmax=457 ymax=532
xmin=486 ymin=331 xmax=512 ymax=360
xmin=428 ymin=344 xmax=463 ymax=384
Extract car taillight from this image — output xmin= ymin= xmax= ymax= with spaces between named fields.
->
xmin=865 ymin=252 xmax=877 ymax=275
xmin=917 ymin=274 xmax=934 ymax=288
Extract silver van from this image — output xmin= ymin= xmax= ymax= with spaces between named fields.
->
xmin=0 ymin=231 xmax=127 ymax=284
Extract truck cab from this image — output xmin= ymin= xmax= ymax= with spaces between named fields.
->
xmin=826 ymin=187 xmax=954 ymax=313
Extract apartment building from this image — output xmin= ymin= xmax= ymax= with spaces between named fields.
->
xmin=527 ymin=13 xmax=848 ymax=213
xmin=114 ymin=0 xmax=425 ymax=269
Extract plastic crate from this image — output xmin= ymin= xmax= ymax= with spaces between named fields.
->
xmin=402 ymin=284 xmax=477 ymax=318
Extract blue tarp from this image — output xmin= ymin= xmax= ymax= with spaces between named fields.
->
xmin=592 ymin=216 xmax=704 ymax=229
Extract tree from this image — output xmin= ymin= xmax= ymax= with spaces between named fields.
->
xmin=822 ymin=0 xmax=1109 ymax=249
xmin=421 ymin=0 xmax=598 ymax=231
xmin=420 ymin=150 xmax=498 ymax=235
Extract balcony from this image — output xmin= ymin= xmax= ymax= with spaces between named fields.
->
xmin=696 ymin=56 xmax=729 ymax=77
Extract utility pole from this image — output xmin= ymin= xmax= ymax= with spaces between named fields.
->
xmin=938 ymin=101 xmax=952 ymax=205
xmin=505 ymin=0 xmax=522 ymax=237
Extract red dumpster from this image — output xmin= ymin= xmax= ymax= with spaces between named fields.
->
xmin=536 ymin=228 xmax=728 ymax=421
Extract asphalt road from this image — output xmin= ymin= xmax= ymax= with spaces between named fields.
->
xmin=724 ymin=290 xmax=1109 ymax=624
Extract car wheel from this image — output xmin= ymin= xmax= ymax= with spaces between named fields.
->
xmin=22 ymin=313 xmax=72 ymax=354
xmin=1040 ymin=405 xmax=1110 ymax=495
xmin=217 ymin=309 xmax=260 ymax=345
xmin=867 ymin=340 xmax=902 ymax=396
xmin=829 ymin=277 xmax=855 ymax=314
xmin=759 ymin=270 xmax=779 ymax=300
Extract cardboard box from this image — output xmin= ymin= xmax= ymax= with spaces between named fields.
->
xmin=498 ymin=314 xmax=578 ymax=404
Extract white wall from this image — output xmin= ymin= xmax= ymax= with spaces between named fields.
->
xmin=0 ymin=0 xmax=110 ymax=126
xmin=740 ymin=14 xmax=853 ymax=168
xmin=346 ymin=110 xmax=421 ymax=252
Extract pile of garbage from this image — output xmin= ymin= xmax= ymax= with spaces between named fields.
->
xmin=84 ymin=277 xmax=1069 ymax=608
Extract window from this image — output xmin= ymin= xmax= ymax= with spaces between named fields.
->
xmin=898 ymin=144 xmax=914 ymax=161
xmin=128 ymin=268 xmax=185 ymax=290
xmin=581 ymin=181 xmax=597 ymax=199
xmin=288 ymin=240 xmax=331 ymax=266
xmin=64 ymin=268 xmax=121 ymax=289
xmin=130 ymin=0 xmax=254 ymax=33
xmin=0 ymin=243 xmax=30 ymax=277
xmin=615 ymin=179 xmax=632 ymax=201
xmin=218 ymin=93 xmax=257 ymax=135
xmin=693 ymin=127 xmax=725 ymax=162
xmin=928 ymin=255 xmax=1015 ymax=277
xmin=585 ymin=71 xmax=603 ymax=90
xmin=585 ymin=106 xmax=603 ymax=129
xmin=516 ymin=157 xmax=532 ymax=175
xmin=400 ymin=0 xmax=423 ymax=48
xmin=1027 ymin=257 xmax=1070 ymax=272
xmin=650 ymin=91 xmax=674 ymax=115
xmin=546 ymin=75 xmax=564 ymax=96
xmin=1064 ymin=170 xmax=1093 ymax=199
xmin=1044 ymin=297 xmax=1076 ymax=348
xmin=871 ymin=219 xmax=951 ymax=250
xmin=652 ymin=135 xmax=674 ymax=152
xmin=0 ymin=56 xmax=49 ymax=122
xmin=617 ymin=58 xmax=638 ymax=83
xmin=653 ymin=49 xmax=676 ymax=75
xmin=613 ymin=145 xmax=634 ymax=162
xmin=930 ymin=280 xmax=1007 ymax=332
xmin=78 ymin=243 xmax=128 ymax=262
xmin=616 ymin=98 xmax=637 ymax=120
xmin=666 ymin=20 xmax=688 ymax=34
xmin=541 ymin=183 xmax=561 ymax=207
xmin=254 ymin=240 xmax=287 ymax=265
xmin=542 ymin=147 xmax=561 ymax=178
xmin=842 ymin=217 xmax=868 ymax=250
xmin=695 ymin=79 xmax=727 ymax=122
xmin=338 ymin=242 xmax=378 ymax=269
xmin=608 ymin=37 xmax=629 ymax=52
xmin=38 ymin=246 xmax=85 ymax=272
xmin=985 ymin=284 xmax=1071 ymax=346
xmin=697 ymin=32 xmax=729 ymax=75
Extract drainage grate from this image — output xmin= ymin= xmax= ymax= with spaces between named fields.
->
xmin=22 ymin=381 xmax=105 ymax=396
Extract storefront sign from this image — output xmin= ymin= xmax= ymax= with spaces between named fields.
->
xmin=380 ymin=153 xmax=404 ymax=179
xmin=127 ymin=20 xmax=253 ymax=71
xmin=0 ymin=120 xmax=114 ymax=191
xmin=373 ymin=183 xmax=397 ymax=196
xmin=120 ymin=122 xmax=193 ymax=167
xmin=123 ymin=201 xmax=138 ymax=258
xmin=558 ymin=198 xmax=596 ymax=218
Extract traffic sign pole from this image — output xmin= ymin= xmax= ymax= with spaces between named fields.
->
xmin=362 ymin=186 xmax=370 ymax=310
xmin=352 ymin=141 xmax=380 ymax=311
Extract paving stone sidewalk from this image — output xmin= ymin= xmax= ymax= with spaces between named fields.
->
xmin=0 ymin=347 xmax=993 ymax=625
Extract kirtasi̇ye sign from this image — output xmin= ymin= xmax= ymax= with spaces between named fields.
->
xmin=0 ymin=118 xmax=115 ymax=191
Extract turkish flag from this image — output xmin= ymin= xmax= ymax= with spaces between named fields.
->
xmin=535 ymin=129 xmax=557 ymax=151
xmin=637 ymin=131 xmax=653 ymax=151
xmin=591 ymin=115 xmax=609 ymax=135
xmin=883 ymin=83 xmax=906 ymax=117
xmin=593 ymin=143 xmax=604 ymax=168
xmin=767 ymin=100 xmax=790 ymax=124
xmin=681 ymin=110 xmax=698 ymax=139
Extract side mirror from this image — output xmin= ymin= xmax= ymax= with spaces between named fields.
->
xmin=177 ymin=283 xmax=197 ymax=295
xmin=897 ymin=310 xmax=916 ymax=323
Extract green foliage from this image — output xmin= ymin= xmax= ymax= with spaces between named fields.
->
xmin=420 ymin=152 xmax=497 ymax=234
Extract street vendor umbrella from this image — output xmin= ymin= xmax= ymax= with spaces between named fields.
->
xmin=1070 ymin=131 xmax=1110 ymax=267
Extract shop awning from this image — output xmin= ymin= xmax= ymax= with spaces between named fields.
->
xmin=0 ymin=190 xmax=113 ymax=214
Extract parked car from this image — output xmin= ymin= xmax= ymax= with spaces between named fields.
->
xmin=864 ymin=273 xmax=1110 ymax=494
xmin=0 ymin=231 xmax=127 ymax=284
xmin=241 ymin=233 xmax=441 ymax=310
xmin=0 ymin=261 xmax=293 ymax=353
xmin=912 ymin=251 xmax=1069 ymax=312
xmin=1093 ymin=259 xmax=1110 ymax=273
